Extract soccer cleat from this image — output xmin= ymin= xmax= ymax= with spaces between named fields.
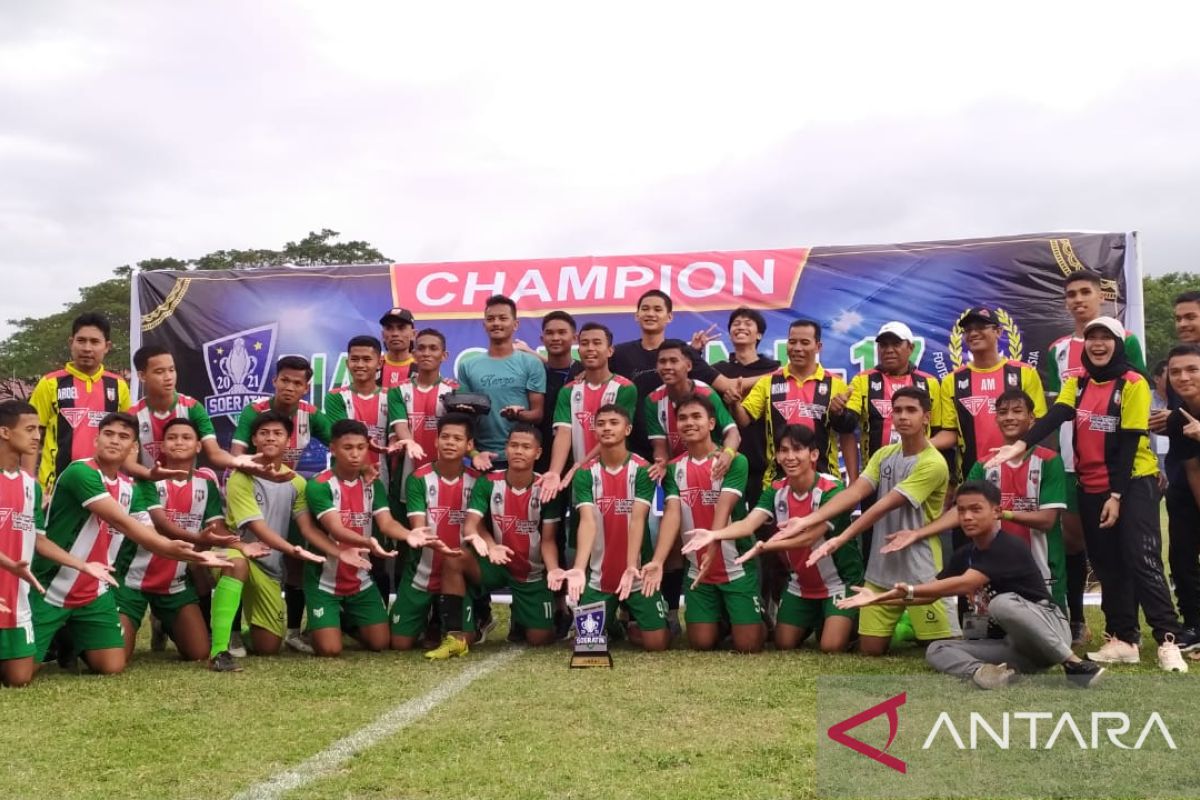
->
xmin=424 ymin=634 xmax=469 ymax=660
xmin=972 ymin=662 xmax=1015 ymax=690
xmin=1063 ymin=659 xmax=1105 ymax=688
xmin=1157 ymin=634 xmax=1189 ymax=673
xmin=1086 ymin=634 xmax=1139 ymax=664
xmin=208 ymin=651 xmax=243 ymax=673
xmin=507 ymin=621 xmax=527 ymax=644
xmin=228 ymin=631 xmax=248 ymax=659
xmin=284 ymin=629 xmax=314 ymax=655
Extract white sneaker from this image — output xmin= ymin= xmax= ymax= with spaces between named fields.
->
xmin=1087 ymin=634 xmax=1140 ymax=664
xmin=284 ymin=628 xmax=314 ymax=655
xmin=228 ymin=630 xmax=247 ymax=659
xmin=1157 ymin=634 xmax=1189 ymax=673
xmin=972 ymin=662 xmax=1016 ymax=690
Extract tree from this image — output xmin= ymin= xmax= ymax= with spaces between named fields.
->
xmin=0 ymin=230 xmax=387 ymax=382
xmin=1143 ymin=272 xmax=1200 ymax=368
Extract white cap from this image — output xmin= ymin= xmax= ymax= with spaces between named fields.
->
xmin=875 ymin=321 xmax=914 ymax=343
xmin=1084 ymin=316 xmax=1124 ymax=340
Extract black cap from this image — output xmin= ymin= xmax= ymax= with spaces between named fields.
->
xmin=379 ymin=307 xmax=415 ymax=326
xmin=959 ymin=307 xmax=999 ymax=327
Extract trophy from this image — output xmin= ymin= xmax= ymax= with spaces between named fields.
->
xmin=569 ymin=601 xmax=613 ymax=669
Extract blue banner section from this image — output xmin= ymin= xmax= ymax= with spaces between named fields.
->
xmin=133 ymin=232 xmax=1133 ymax=472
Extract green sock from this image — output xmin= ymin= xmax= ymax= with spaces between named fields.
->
xmin=209 ymin=575 xmax=244 ymax=658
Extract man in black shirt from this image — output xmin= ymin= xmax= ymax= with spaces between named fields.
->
xmin=838 ymin=480 xmax=1103 ymax=688
xmin=535 ymin=311 xmax=583 ymax=473
xmin=610 ymin=289 xmax=734 ymax=460
xmin=710 ymin=307 xmax=780 ymax=509
xmin=1164 ymin=343 xmax=1200 ymax=633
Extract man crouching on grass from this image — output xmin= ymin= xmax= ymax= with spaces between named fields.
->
xmin=836 ymin=480 xmax=1104 ymax=689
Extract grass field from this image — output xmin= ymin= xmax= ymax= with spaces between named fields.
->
xmin=0 ymin=603 xmax=1190 ymax=800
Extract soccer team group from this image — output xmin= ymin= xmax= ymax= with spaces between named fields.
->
xmin=4 ymin=270 xmax=1200 ymax=690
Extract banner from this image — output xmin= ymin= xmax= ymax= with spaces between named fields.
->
xmin=132 ymin=231 xmax=1139 ymax=472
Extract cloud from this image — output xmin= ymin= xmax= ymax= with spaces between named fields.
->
xmin=2 ymin=1 xmax=1198 ymax=338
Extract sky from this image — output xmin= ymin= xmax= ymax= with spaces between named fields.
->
xmin=2 ymin=2 xmax=1199 ymax=337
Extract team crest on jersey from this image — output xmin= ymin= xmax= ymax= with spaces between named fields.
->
xmin=494 ymin=514 xmax=537 ymax=538
xmin=202 ymin=324 xmax=278 ymax=419
xmin=106 ymin=386 xmax=116 ymax=402
xmin=772 ymin=400 xmax=826 ymax=421
xmin=680 ymin=487 xmax=720 ymax=507
xmin=61 ymin=408 xmax=106 ymax=429
xmin=817 ymin=382 xmax=828 ymax=396
xmin=870 ymin=379 xmax=883 ymax=391
xmin=1004 ymin=494 xmax=1039 ymax=512
xmin=1077 ymin=409 xmax=1118 ymax=433
xmin=596 ymin=497 xmax=633 ymax=516
xmin=959 ymin=396 xmax=994 ymax=417
xmin=194 ymin=486 xmax=206 ymax=504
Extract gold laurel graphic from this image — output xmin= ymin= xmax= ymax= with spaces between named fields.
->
xmin=1050 ymin=238 xmax=1085 ymax=278
xmin=140 ymin=277 xmax=191 ymax=332
xmin=949 ymin=314 xmax=965 ymax=369
xmin=948 ymin=306 xmax=1024 ymax=368
xmin=995 ymin=307 xmax=1023 ymax=362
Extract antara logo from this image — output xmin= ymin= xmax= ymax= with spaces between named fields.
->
xmin=827 ymin=692 xmax=907 ymax=774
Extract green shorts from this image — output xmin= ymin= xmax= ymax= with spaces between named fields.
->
xmin=858 ymin=581 xmax=954 ymax=641
xmin=684 ymin=572 xmax=763 ymax=626
xmin=0 ymin=623 xmax=35 ymax=661
xmin=31 ymin=590 xmax=125 ymax=661
xmin=241 ymin=557 xmax=285 ymax=639
xmin=115 ymin=582 xmax=199 ymax=632
xmin=1064 ymin=471 xmax=1079 ymax=514
xmin=776 ymin=590 xmax=857 ymax=630
xmin=389 ymin=569 xmax=474 ymax=638
xmin=579 ymin=585 xmax=668 ymax=632
xmin=304 ymin=580 xmax=388 ymax=631
xmin=477 ymin=557 xmax=554 ymax=630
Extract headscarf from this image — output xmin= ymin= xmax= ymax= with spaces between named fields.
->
xmin=1082 ymin=316 xmax=1129 ymax=383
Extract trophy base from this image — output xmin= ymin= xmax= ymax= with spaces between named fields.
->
xmin=569 ymin=652 xmax=614 ymax=669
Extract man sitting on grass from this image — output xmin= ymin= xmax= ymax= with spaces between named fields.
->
xmin=837 ymin=480 xmax=1104 ymax=689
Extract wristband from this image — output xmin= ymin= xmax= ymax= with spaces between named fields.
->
xmin=722 ymin=446 xmax=736 ymax=457
xmin=469 ymin=449 xmax=480 ymax=458
xmin=1109 ymin=492 xmax=1122 ymax=502
xmin=903 ymin=583 xmax=915 ymax=602
xmin=1001 ymin=510 xmax=1015 ymax=521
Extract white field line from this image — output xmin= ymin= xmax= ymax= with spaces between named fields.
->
xmin=232 ymin=648 xmax=523 ymax=800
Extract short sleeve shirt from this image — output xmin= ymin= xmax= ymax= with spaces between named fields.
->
xmin=860 ymin=443 xmax=949 ymax=587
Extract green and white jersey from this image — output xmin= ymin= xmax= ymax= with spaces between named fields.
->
xmin=118 ymin=472 xmax=223 ymax=595
xmin=552 ymin=374 xmax=638 ymax=464
xmin=662 ymin=451 xmax=750 ymax=584
xmin=467 ymin=470 xmax=562 ymax=583
xmin=35 ymin=459 xmax=147 ymax=608
xmin=307 ymin=471 xmax=389 ymax=596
